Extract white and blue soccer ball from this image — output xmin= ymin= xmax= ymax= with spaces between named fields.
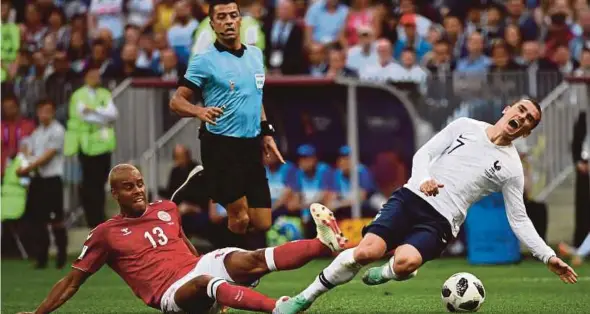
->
xmin=441 ymin=272 xmax=486 ymax=312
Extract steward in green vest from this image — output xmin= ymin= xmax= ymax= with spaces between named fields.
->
xmin=64 ymin=65 xmax=118 ymax=228
xmin=64 ymin=66 xmax=117 ymax=157
xmin=191 ymin=4 xmax=265 ymax=56
xmin=1 ymin=154 xmax=28 ymax=221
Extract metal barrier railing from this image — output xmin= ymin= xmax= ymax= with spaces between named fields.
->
xmin=14 ymin=72 xmax=583 ymax=219
xmin=410 ymin=71 xmax=563 ymax=130
xmin=524 ymin=78 xmax=590 ymax=202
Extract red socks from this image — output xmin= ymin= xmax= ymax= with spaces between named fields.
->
xmin=272 ymin=239 xmax=332 ymax=270
xmin=213 ymin=282 xmax=276 ymax=313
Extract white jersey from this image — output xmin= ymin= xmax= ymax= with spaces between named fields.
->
xmin=405 ymin=117 xmax=556 ymax=263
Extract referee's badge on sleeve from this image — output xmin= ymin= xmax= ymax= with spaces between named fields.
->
xmin=255 ymin=73 xmax=265 ymax=89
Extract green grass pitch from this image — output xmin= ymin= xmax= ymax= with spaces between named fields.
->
xmin=3 ymin=258 xmax=590 ymax=313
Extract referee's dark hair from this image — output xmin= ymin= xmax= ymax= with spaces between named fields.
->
xmin=209 ymin=0 xmax=239 ymax=18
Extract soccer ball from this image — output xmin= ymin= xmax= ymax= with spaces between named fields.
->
xmin=441 ymin=272 xmax=486 ymax=312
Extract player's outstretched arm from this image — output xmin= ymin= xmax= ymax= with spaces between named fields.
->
xmin=502 ymin=176 xmax=578 ymax=284
xmin=18 ymin=268 xmax=91 ymax=314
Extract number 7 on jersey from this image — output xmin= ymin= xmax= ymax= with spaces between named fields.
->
xmin=446 ymin=135 xmax=466 ymax=155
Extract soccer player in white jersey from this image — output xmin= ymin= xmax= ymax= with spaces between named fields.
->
xmin=273 ymin=98 xmax=578 ymax=314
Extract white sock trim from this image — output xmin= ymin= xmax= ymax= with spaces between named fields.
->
xmin=265 ymin=248 xmax=277 ymax=272
xmin=206 ymin=277 xmax=227 ymax=300
xmin=577 ymin=233 xmax=590 ymax=257
xmin=381 ymin=256 xmax=395 ymax=279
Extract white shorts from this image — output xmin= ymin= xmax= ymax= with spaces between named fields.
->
xmin=160 ymin=247 xmax=246 ymax=314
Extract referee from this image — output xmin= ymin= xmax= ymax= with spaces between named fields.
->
xmin=170 ymin=0 xmax=284 ymax=235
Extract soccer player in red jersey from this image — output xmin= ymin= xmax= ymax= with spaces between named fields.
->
xmin=18 ymin=164 xmax=347 ymax=314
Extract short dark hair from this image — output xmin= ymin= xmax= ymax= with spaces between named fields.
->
xmin=2 ymin=93 xmax=19 ymax=105
xmin=402 ymin=47 xmax=416 ymax=54
xmin=125 ymin=24 xmax=140 ymax=32
xmin=36 ymin=98 xmax=56 ymax=110
xmin=82 ymin=64 xmax=102 ymax=77
xmin=209 ymin=0 xmax=239 ymax=18
xmin=92 ymin=39 xmax=106 ymax=48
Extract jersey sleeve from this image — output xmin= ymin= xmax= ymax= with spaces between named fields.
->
xmin=502 ymin=175 xmax=556 ymax=264
xmin=320 ymin=167 xmax=336 ymax=191
xmin=284 ymin=164 xmax=299 ymax=191
xmin=72 ymin=227 xmax=109 ymax=274
xmin=47 ymin=126 xmax=65 ymax=152
xmin=290 ymin=170 xmax=303 ymax=192
xmin=183 ymin=54 xmax=210 ymax=90
xmin=411 ymin=117 xmax=467 ymax=184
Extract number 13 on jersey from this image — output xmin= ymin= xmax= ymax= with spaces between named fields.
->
xmin=144 ymin=227 xmax=168 ymax=248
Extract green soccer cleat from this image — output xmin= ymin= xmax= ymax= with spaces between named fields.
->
xmin=362 ymin=266 xmax=391 ymax=286
xmin=272 ymin=294 xmax=312 ymax=314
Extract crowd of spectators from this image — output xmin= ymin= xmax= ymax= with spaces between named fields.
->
xmin=4 ymin=0 xmax=590 ymax=114
xmin=2 ymin=0 xmax=590 ymax=135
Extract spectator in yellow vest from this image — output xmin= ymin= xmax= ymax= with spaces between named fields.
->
xmin=65 ymin=65 xmax=118 ymax=228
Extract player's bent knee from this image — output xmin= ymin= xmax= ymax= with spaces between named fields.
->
xmin=228 ymin=215 xmax=250 ymax=234
xmin=393 ymin=250 xmax=422 ymax=277
xmin=353 ymin=246 xmax=383 ymax=265
xmin=191 ymin=275 xmax=214 ymax=290
xmin=354 ymin=234 xmax=387 ymax=265
xmin=251 ymin=216 xmax=272 ymax=232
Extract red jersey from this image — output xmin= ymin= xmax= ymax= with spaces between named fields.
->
xmin=72 ymin=200 xmax=200 ymax=309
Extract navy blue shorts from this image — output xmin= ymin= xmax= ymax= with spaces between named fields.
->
xmin=362 ymin=187 xmax=453 ymax=263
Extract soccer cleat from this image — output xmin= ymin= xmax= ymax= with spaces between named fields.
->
xmin=558 ymin=242 xmax=575 ymax=257
xmin=310 ymin=203 xmax=348 ymax=252
xmin=273 ymin=295 xmax=311 ymax=314
xmin=362 ymin=266 xmax=391 ymax=286
xmin=572 ymin=255 xmax=584 ymax=267
xmin=362 ymin=262 xmax=417 ymax=286
xmin=170 ymin=165 xmax=204 ymax=202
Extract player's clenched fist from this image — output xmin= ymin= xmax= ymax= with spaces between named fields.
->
xmin=419 ymin=179 xmax=444 ymax=197
xmin=196 ymin=106 xmax=224 ymax=125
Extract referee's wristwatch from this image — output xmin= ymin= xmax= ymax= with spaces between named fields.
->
xmin=261 ymin=121 xmax=276 ymax=136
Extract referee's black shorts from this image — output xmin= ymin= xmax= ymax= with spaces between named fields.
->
xmin=25 ymin=176 xmax=64 ymax=222
xmin=199 ymin=128 xmax=271 ymax=208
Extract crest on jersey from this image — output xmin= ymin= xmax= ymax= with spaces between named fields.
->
xmin=484 ymin=160 xmax=502 ymax=179
xmin=229 ymin=80 xmax=235 ymax=92
xmin=121 ymin=228 xmax=132 ymax=236
xmin=158 ymin=211 xmax=172 ymax=222
xmin=255 ymin=73 xmax=265 ymax=89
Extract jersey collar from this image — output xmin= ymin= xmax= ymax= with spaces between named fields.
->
xmin=214 ymin=40 xmax=246 ymax=57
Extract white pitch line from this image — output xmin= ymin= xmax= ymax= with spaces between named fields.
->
xmin=348 ymin=276 xmax=590 ymax=284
